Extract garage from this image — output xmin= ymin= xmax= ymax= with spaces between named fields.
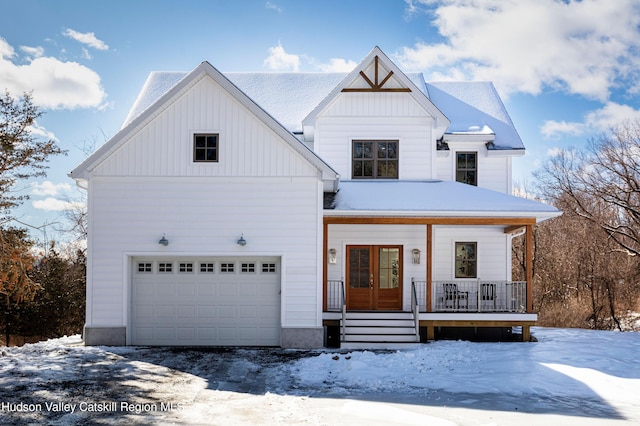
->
xmin=130 ymin=257 xmax=281 ymax=346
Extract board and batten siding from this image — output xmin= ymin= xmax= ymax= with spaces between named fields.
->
xmin=313 ymin=91 xmax=436 ymax=180
xmin=92 ymin=75 xmax=318 ymax=179
xmin=87 ymin=177 xmax=323 ymax=330
xmin=432 ymin=226 xmax=510 ymax=282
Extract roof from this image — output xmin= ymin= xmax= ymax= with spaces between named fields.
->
xmin=70 ymin=61 xmax=339 ymax=187
xmin=324 ymin=181 xmax=560 ymax=221
xmin=122 ymin=71 xmax=524 ymax=151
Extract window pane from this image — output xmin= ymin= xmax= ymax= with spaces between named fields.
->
xmin=363 ymin=160 xmax=373 ymax=177
xmin=363 ymin=142 xmax=373 ymax=158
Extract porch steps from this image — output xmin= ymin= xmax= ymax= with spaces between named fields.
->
xmin=340 ymin=312 xmax=421 ymax=349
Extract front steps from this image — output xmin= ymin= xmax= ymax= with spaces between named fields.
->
xmin=340 ymin=311 xmax=421 ymax=350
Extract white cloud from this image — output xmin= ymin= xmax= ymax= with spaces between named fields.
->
xmin=31 ymin=181 xmax=72 ymax=197
xmin=397 ymin=0 xmax=640 ymax=101
xmin=62 ymin=28 xmax=109 ymax=51
xmin=264 ymin=43 xmax=300 ymax=71
xmin=0 ymin=37 xmax=106 ymax=109
xmin=317 ymin=58 xmax=357 ymax=73
xmin=20 ymin=45 xmax=44 ymax=59
xmin=542 ymin=102 xmax=640 ymax=138
xmin=32 ymin=197 xmax=84 ymax=212
xmin=265 ymin=2 xmax=282 ymax=13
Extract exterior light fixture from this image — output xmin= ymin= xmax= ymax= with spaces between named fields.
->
xmin=328 ymin=248 xmax=337 ymax=264
xmin=412 ymin=248 xmax=421 ymax=264
xmin=159 ymin=234 xmax=169 ymax=246
xmin=237 ymin=233 xmax=247 ymax=246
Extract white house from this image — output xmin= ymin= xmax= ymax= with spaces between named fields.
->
xmin=70 ymin=47 xmax=560 ymax=348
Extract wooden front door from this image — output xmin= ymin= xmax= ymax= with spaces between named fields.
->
xmin=346 ymin=245 xmax=402 ymax=310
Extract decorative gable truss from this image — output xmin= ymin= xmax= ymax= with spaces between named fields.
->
xmin=341 ymin=55 xmax=411 ymax=93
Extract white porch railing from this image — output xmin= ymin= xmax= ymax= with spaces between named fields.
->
xmin=411 ymin=279 xmax=527 ymax=313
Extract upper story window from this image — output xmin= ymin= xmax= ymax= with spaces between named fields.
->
xmin=194 ymin=134 xmax=218 ymax=162
xmin=456 ymin=152 xmax=477 ymax=186
xmin=352 ymin=140 xmax=398 ymax=179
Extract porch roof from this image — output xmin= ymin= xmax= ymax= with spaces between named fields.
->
xmin=324 ymin=180 xmax=561 ymax=222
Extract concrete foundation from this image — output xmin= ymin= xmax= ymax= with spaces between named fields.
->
xmin=84 ymin=326 xmax=126 ymax=346
xmin=280 ymin=327 xmax=324 ymax=348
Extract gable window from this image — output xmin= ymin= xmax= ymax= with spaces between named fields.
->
xmin=193 ymin=134 xmax=218 ymax=162
xmin=455 ymin=242 xmax=477 ymax=278
xmin=456 ymin=152 xmax=477 ymax=186
xmin=352 ymin=140 xmax=398 ymax=179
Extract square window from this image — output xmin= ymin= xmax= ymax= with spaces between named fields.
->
xmin=200 ymin=263 xmax=215 ymax=273
xmin=137 ymin=263 xmax=152 ymax=273
xmin=455 ymin=242 xmax=477 ymax=278
xmin=352 ymin=140 xmax=398 ymax=179
xmin=179 ymin=263 xmax=193 ymax=273
xmin=158 ymin=262 xmax=173 ymax=273
xmin=220 ymin=262 xmax=235 ymax=273
xmin=241 ymin=263 xmax=256 ymax=273
xmin=194 ymin=134 xmax=218 ymax=162
xmin=262 ymin=263 xmax=277 ymax=273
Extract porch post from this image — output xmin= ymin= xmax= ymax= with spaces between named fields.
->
xmin=322 ymin=220 xmax=328 ymax=312
xmin=426 ymin=224 xmax=432 ymax=313
xmin=526 ymin=224 xmax=533 ymax=313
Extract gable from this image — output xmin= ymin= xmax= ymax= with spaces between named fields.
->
xmin=70 ymin=62 xmax=338 ymax=188
xmin=302 ymin=47 xmax=450 ymax=141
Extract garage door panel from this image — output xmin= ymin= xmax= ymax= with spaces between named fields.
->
xmin=131 ymin=257 xmax=280 ymax=346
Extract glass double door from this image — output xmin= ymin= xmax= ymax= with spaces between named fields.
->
xmin=346 ymin=245 xmax=402 ymax=310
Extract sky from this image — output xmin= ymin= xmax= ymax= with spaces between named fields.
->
xmin=3 ymin=0 xmax=640 ymax=244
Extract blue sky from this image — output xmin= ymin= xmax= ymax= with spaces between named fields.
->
xmin=3 ymin=0 xmax=640 ymax=243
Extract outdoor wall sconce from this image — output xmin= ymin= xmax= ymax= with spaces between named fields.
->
xmin=328 ymin=248 xmax=337 ymax=264
xmin=158 ymin=234 xmax=169 ymax=246
xmin=412 ymin=248 xmax=421 ymax=264
xmin=237 ymin=233 xmax=247 ymax=246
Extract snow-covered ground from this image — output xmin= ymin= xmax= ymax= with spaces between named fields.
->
xmin=0 ymin=327 xmax=638 ymax=425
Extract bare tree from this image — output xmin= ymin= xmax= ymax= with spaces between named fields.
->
xmin=535 ymin=120 xmax=640 ymax=256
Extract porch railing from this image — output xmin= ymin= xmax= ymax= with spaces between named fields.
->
xmin=410 ymin=279 xmax=527 ymax=313
xmin=326 ymin=279 xmax=344 ymax=312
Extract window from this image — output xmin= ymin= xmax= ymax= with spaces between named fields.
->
xmin=158 ymin=262 xmax=173 ymax=273
xmin=456 ymin=152 xmax=477 ymax=186
xmin=200 ymin=263 xmax=215 ymax=273
xmin=220 ymin=262 xmax=235 ymax=273
xmin=193 ymin=134 xmax=218 ymax=162
xmin=241 ymin=263 xmax=256 ymax=273
xmin=137 ymin=263 xmax=152 ymax=273
xmin=262 ymin=263 xmax=276 ymax=273
xmin=179 ymin=263 xmax=193 ymax=273
xmin=455 ymin=242 xmax=477 ymax=278
xmin=352 ymin=140 xmax=398 ymax=179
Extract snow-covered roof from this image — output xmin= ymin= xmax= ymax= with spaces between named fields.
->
xmin=123 ymin=70 xmax=524 ymax=151
xmin=325 ymin=181 xmax=560 ymax=221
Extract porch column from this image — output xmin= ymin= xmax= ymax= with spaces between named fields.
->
xmin=426 ymin=224 xmax=432 ymax=313
xmin=322 ymin=221 xmax=328 ymax=311
xmin=526 ymin=223 xmax=533 ymax=313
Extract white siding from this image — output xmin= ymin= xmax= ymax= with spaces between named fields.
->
xmin=314 ymin=92 xmax=436 ymax=180
xmin=86 ymin=176 xmax=322 ymax=332
xmin=435 ymin=142 xmax=510 ymax=193
xmin=93 ymin=76 xmax=318 ymax=179
xmin=432 ymin=226 xmax=509 ymax=281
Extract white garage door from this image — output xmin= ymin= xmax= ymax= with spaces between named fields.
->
xmin=131 ymin=257 xmax=281 ymax=346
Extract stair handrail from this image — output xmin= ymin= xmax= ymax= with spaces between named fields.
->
xmin=411 ymin=278 xmax=420 ymax=341
xmin=340 ymin=279 xmax=346 ymax=342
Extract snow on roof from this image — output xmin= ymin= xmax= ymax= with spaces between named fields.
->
xmin=426 ymin=82 xmax=523 ymax=150
xmin=122 ymin=70 xmax=523 ymax=150
xmin=326 ymin=180 xmax=560 ymax=220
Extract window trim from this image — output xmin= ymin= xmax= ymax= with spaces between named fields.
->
xmin=352 ymin=140 xmax=399 ymax=179
xmin=193 ymin=133 xmax=219 ymax=163
xmin=456 ymin=151 xmax=477 ymax=186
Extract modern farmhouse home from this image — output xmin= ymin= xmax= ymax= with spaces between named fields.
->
xmin=70 ymin=47 xmax=560 ymax=348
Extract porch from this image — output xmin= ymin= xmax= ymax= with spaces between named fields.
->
xmin=324 ymin=279 xmax=536 ymax=346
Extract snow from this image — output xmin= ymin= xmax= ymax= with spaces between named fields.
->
xmin=328 ymin=180 xmax=560 ymax=219
xmin=1 ymin=327 xmax=639 ymax=425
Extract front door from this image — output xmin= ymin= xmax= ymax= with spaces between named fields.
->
xmin=346 ymin=245 xmax=402 ymax=310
